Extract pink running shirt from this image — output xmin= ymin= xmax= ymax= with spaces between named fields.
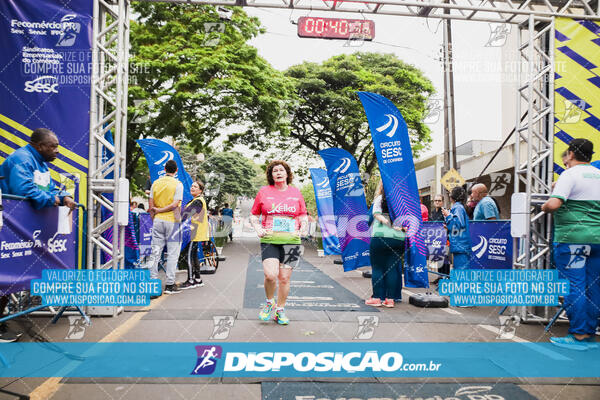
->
xmin=251 ymin=185 xmax=307 ymax=244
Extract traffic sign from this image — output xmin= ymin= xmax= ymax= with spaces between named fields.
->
xmin=441 ymin=168 xmax=466 ymax=192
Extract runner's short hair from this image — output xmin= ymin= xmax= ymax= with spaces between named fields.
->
xmin=266 ymin=160 xmax=293 ymax=185
xmin=165 ymin=160 xmax=177 ymax=173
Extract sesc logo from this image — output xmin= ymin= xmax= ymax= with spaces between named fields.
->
xmin=472 ymin=235 xmax=488 ymax=259
xmin=333 ymin=158 xmax=352 ymax=174
xmin=24 ymin=76 xmax=58 ymax=94
xmin=47 ymin=236 xmax=67 ymax=253
xmin=317 ymin=177 xmax=330 ymax=188
xmin=154 ymin=151 xmax=174 ymax=166
xmin=375 ymin=114 xmax=399 ymax=138
xmin=191 ymin=345 xmax=222 ymax=375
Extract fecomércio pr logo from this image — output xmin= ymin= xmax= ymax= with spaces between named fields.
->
xmin=191 ymin=345 xmax=222 ymax=375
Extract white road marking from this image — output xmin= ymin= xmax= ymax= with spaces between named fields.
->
xmin=287 ymin=296 xmax=334 ymax=301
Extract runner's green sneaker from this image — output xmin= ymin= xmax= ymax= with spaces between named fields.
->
xmin=259 ymin=301 xmax=275 ymax=321
xmin=274 ymin=309 xmax=289 ymax=325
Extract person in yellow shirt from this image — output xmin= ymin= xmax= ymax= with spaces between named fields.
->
xmin=179 ymin=181 xmax=209 ymax=290
xmin=147 ymin=160 xmax=184 ymax=294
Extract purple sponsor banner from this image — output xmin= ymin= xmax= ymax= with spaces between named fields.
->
xmin=138 ymin=213 xmax=153 ymax=257
xmin=419 ymin=222 xmax=447 ymax=263
xmin=0 ymin=198 xmax=77 ymax=295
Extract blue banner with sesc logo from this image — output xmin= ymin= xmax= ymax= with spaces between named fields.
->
xmin=469 ymin=220 xmax=512 ymax=269
xmin=318 ymin=148 xmax=370 ymax=271
xmin=0 ymin=198 xmax=78 ymax=296
xmin=309 ymin=168 xmax=341 ymax=256
xmin=358 ymin=92 xmax=429 ymax=287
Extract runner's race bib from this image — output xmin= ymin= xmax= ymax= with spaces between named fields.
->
xmin=272 ymin=216 xmax=296 ymax=233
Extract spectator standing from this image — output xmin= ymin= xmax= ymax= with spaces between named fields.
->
xmin=0 ymin=128 xmax=77 ymax=342
xmin=178 ymin=181 xmax=207 ymax=290
xmin=430 ymin=195 xmax=445 ymax=222
xmin=471 ymin=183 xmax=500 ymax=220
xmin=143 ymin=175 xmax=152 ymax=196
xmin=220 ymin=203 xmax=234 ymax=242
xmin=146 ymin=160 xmax=184 ymax=295
xmin=465 ymin=193 xmax=477 ymax=220
xmin=542 ymin=138 xmax=600 ymax=350
xmin=131 ymin=203 xmax=146 ymax=214
xmin=365 ymin=181 xmax=406 ymax=308
xmin=442 ymin=186 xmax=471 ymax=270
xmin=420 ymin=203 xmax=429 ymax=221
xmin=430 ymin=194 xmax=450 ymax=283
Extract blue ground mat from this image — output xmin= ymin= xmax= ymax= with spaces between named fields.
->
xmin=244 ymin=255 xmax=375 ymax=312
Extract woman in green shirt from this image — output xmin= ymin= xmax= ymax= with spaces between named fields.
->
xmin=365 ymin=182 xmax=406 ymax=308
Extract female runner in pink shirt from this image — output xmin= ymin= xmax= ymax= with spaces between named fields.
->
xmin=250 ymin=160 xmax=308 ymax=325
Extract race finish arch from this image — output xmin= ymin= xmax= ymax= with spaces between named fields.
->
xmin=87 ymin=0 xmax=598 ymax=323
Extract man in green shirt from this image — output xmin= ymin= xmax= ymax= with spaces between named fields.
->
xmin=542 ymin=138 xmax=600 ymax=350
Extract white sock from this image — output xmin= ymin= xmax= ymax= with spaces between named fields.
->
xmin=266 ymin=298 xmax=274 ymax=305
xmin=276 ymin=307 xmax=284 ymax=312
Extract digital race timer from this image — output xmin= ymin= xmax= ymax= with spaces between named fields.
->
xmin=297 ymin=17 xmax=375 ymax=40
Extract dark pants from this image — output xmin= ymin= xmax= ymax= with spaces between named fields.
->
xmin=369 ymin=237 xmax=405 ymax=301
xmin=178 ymin=242 xmax=202 ymax=282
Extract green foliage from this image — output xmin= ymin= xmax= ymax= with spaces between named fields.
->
xmin=300 ymin=183 xmax=317 ymax=218
xmin=201 ymin=151 xmax=260 ymax=204
xmin=127 ymin=3 xmax=294 ymax=177
xmin=236 ymin=53 xmax=435 ymax=172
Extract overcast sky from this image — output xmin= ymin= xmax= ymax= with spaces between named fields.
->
xmin=235 ymin=8 xmax=508 ymax=168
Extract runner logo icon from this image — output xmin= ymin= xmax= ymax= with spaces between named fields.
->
xmin=191 ymin=345 xmax=222 ymax=375
xmin=375 ymin=114 xmax=398 ymax=138
xmin=56 ymin=14 xmax=81 ymax=47
xmin=566 ymin=245 xmax=590 ymax=269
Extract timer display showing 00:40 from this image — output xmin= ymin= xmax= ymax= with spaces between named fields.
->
xmin=297 ymin=17 xmax=375 ymax=40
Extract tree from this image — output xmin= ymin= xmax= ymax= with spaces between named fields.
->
xmin=236 ymin=53 xmax=435 ymax=172
xmin=300 ymin=183 xmax=317 ymax=218
xmin=201 ymin=151 xmax=260 ymax=205
xmin=126 ymin=3 xmax=294 ymax=177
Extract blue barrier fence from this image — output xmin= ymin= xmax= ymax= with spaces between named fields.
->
xmin=419 ymin=220 xmax=513 ymax=269
xmin=0 ymin=195 xmax=79 ymax=295
xmin=0 ymin=200 xmax=514 ymax=298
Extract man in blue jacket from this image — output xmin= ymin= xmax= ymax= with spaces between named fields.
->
xmin=0 ymin=128 xmax=76 ymax=343
xmin=0 ymin=128 xmax=76 ymax=210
